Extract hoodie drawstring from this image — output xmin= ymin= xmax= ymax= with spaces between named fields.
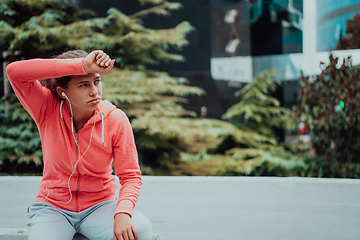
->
xmin=100 ymin=112 xmax=104 ymax=148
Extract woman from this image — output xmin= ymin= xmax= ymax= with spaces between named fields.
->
xmin=6 ymin=50 xmax=152 ymax=240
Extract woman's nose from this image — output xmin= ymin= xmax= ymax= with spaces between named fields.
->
xmin=89 ymin=84 xmax=99 ymax=96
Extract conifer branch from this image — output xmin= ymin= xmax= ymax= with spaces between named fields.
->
xmin=131 ymin=2 xmax=183 ymax=18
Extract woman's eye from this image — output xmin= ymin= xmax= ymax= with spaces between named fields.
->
xmin=80 ymin=84 xmax=87 ymax=88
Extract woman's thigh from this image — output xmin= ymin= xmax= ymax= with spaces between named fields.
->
xmin=78 ymin=200 xmax=153 ymax=240
xmin=27 ymin=202 xmax=76 ymax=240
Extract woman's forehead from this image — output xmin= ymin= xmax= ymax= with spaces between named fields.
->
xmin=71 ymin=73 xmax=101 ymax=83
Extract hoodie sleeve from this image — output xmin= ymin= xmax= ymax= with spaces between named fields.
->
xmin=112 ymin=111 xmax=142 ymax=218
xmin=6 ymin=58 xmax=86 ymax=124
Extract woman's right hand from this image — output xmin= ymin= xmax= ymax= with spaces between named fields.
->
xmin=82 ymin=50 xmax=115 ymax=74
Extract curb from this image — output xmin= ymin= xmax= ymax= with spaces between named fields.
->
xmin=0 ymin=229 xmax=28 ymax=240
xmin=0 ymin=229 xmax=160 ymax=240
xmin=0 ymin=229 xmax=89 ymax=240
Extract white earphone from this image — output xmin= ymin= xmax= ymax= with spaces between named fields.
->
xmin=61 ymin=92 xmax=74 ymax=133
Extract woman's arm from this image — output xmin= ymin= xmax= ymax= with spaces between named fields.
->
xmin=112 ymin=111 xmax=142 ymax=240
xmin=6 ymin=50 xmax=114 ymax=124
xmin=112 ymin=111 xmax=142 ymax=216
xmin=6 ymin=58 xmax=86 ymax=124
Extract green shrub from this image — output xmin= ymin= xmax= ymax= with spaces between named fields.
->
xmin=299 ymin=54 xmax=360 ymax=178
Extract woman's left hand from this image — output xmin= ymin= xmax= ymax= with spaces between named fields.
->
xmin=113 ymin=213 xmax=139 ymax=240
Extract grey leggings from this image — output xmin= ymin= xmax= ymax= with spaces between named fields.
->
xmin=27 ymin=200 xmax=153 ymax=240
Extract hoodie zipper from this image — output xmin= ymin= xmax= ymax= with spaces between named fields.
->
xmin=71 ymin=111 xmax=102 ymax=212
xmin=73 ymin=115 xmax=98 ymax=212
xmin=75 ymin=132 xmax=81 ymax=212
xmin=100 ymin=112 xmax=104 ymax=148
xmin=74 ymin=125 xmax=86 ymax=212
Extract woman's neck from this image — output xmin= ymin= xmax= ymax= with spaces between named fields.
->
xmin=73 ymin=112 xmax=94 ymax=133
xmin=66 ymin=102 xmax=95 ymax=133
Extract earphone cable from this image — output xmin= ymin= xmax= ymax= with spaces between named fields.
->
xmin=44 ymin=97 xmax=96 ymax=206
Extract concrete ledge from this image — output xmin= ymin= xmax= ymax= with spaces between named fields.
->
xmin=0 ymin=229 xmax=28 ymax=240
xmin=1 ymin=176 xmax=360 ymax=240
xmin=0 ymin=229 xmax=160 ymax=240
xmin=0 ymin=229 xmax=89 ymax=240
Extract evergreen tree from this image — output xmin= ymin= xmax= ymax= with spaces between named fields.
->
xmin=0 ymin=0 xmax=203 ymax=171
xmin=172 ymin=71 xmax=307 ymax=176
xmin=222 ymin=70 xmax=296 ymax=137
xmin=221 ymin=71 xmax=305 ymax=175
xmin=0 ymin=0 xmax=93 ymax=59
xmin=0 ymin=94 xmax=42 ymax=165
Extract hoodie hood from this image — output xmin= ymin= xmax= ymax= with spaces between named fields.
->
xmin=95 ymin=100 xmax=117 ymax=122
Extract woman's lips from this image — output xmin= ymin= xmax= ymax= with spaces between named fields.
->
xmin=88 ymin=98 xmax=100 ymax=105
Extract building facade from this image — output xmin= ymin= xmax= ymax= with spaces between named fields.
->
xmin=211 ymin=0 xmax=303 ymax=58
xmin=317 ymin=0 xmax=360 ymax=51
xmin=211 ymin=0 xmax=303 ymax=118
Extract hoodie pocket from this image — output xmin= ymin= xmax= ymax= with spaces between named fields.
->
xmin=39 ymin=178 xmax=72 ymax=202
xmin=40 ymin=179 xmax=64 ymax=192
xmin=80 ymin=175 xmax=105 ymax=193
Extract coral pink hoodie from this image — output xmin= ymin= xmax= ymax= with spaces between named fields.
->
xmin=6 ymin=58 xmax=141 ymax=217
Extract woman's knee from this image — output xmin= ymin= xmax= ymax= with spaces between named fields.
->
xmin=132 ymin=210 xmax=153 ymax=240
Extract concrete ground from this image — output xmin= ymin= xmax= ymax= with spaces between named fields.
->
xmin=1 ymin=176 xmax=360 ymax=240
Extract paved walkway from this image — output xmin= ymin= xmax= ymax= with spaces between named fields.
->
xmin=1 ymin=176 xmax=360 ymax=240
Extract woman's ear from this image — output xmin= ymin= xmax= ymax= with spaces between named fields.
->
xmin=56 ymin=86 xmax=66 ymax=99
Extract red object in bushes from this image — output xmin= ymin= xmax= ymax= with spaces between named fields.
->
xmin=299 ymin=122 xmax=308 ymax=134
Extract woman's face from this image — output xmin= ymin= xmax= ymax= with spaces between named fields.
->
xmin=63 ymin=73 xmax=102 ymax=114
